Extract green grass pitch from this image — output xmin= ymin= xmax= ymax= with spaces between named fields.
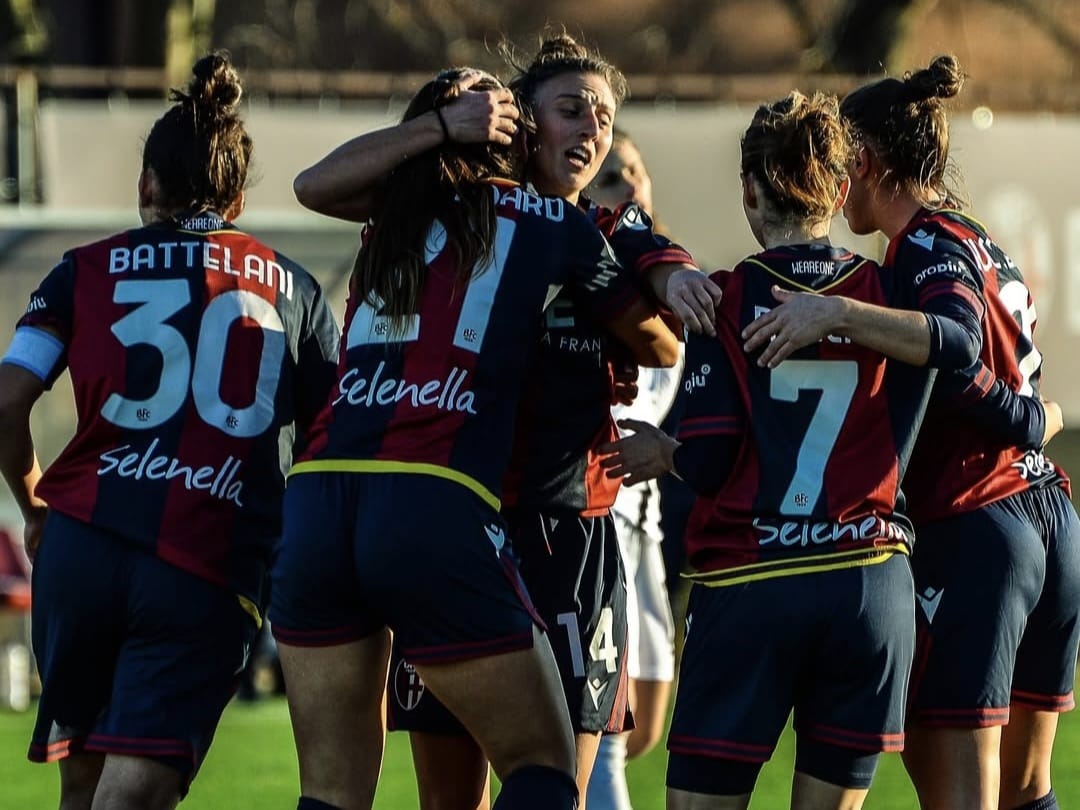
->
xmin=2 ymin=690 xmax=1078 ymax=808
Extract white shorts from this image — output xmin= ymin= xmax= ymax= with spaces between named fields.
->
xmin=614 ymin=512 xmax=676 ymax=682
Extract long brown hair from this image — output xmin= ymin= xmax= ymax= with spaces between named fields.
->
xmin=840 ymin=55 xmax=966 ymax=204
xmin=142 ymin=51 xmax=252 ymax=215
xmin=503 ymin=32 xmax=628 ymax=154
xmin=353 ymin=68 xmax=521 ymax=334
xmin=741 ymin=91 xmax=853 ymax=225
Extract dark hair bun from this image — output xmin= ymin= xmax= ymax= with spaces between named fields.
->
xmin=904 ymin=55 xmax=965 ymax=103
xmin=182 ymin=51 xmax=243 ymax=113
xmin=531 ymin=33 xmax=588 ymax=66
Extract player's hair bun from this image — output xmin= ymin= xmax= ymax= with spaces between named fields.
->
xmin=530 ymin=33 xmax=589 ymax=66
xmin=903 ymin=55 xmax=965 ymax=104
xmin=173 ymin=51 xmax=243 ymax=115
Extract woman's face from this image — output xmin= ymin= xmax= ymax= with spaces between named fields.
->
xmin=841 ymin=146 xmax=879 ymax=236
xmin=527 ymin=71 xmax=617 ymax=204
xmin=589 ymin=139 xmax=653 ymax=215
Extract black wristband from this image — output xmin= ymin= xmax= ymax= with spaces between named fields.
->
xmin=434 ymin=106 xmax=450 ymax=142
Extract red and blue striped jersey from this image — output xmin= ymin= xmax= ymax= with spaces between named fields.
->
xmin=677 ymin=243 xmax=981 ymax=584
xmin=502 ymin=198 xmax=696 ymax=515
xmin=16 ymin=213 xmax=339 ymax=600
xmin=294 ymin=181 xmax=644 ymax=510
xmin=894 ymin=209 xmax=1070 ymax=523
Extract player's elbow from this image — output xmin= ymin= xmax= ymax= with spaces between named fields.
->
xmin=292 ymin=169 xmax=325 ymax=213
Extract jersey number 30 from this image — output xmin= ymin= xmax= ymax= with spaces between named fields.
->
xmin=101 ymin=279 xmax=285 ymax=437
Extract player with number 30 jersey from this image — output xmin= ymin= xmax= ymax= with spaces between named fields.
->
xmin=14 ymin=217 xmax=337 ymax=600
xmin=0 ymin=54 xmax=340 ymax=805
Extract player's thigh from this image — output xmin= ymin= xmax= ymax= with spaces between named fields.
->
xmin=387 ymin=642 xmax=470 ymax=735
xmin=277 ymin=630 xmax=392 ymax=807
xmin=413 ymin=624 xmax=576 ymax=779
xmin=409 ymin=731 xmax=491 ymax=810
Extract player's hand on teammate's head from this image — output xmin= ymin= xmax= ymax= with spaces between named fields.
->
xmin=667 ymin=268 xmax=722 ymax=337
xmin=741 ymin=286 xmax=841 ymax=368
xmin=442 ymin=70 xmax=519 ymax=146
xmin=598 ymin=418 xmax=678 ymax=486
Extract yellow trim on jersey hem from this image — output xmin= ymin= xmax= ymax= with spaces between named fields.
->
xmin=289 ymin=459 xmax=501 ymax=511
xmin=684 ymin=545 xmax=906 ymax=588
xmin=744 ymin=257 xmax=869 ymax=294
xmin=236 ymin=595 xmax=263 ymax=630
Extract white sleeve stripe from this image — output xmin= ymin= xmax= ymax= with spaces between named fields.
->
xmin=1 ymin=326 xmax=65 ymax=382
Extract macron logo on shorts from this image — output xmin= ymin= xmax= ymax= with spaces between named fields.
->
xmin=587 ymin=676 xmax=607 ymax=710
xmin=484 ymin=524 xmax=506 ymax=554
xmin=916 ymin=586 xmax=944 ymax=624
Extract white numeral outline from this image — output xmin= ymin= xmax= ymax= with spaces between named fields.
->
xmin=346 ymin=217 xmax=516 ymax=353
xmin=998 ymin=279 xmax=1042 ymax=396
xmin=769 ymin=360 xmax=858 ymax=515
xmin=101 ymin=279 xmax=285 ymax=436
xmin=557 ymin=607 xmax=619 ymax=677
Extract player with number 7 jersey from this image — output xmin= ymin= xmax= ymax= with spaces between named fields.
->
xmin=602 ymin=92 xmax=985 ymax=807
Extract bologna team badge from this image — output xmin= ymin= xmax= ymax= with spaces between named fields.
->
xmin=394 ymin=657 xmax=426 ymax=711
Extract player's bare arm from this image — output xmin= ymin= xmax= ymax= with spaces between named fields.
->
xmin=1042 ymin=399 xmax=1064 ymax=446
xmin=0 ymin=363 xmax=48 ymax=560
xmin=742 ymin=285 xmax=934 ymax=368
xmin=294 ymin=71 xmax=519 ymax=222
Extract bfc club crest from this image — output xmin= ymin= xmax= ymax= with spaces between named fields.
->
xmin=393 ymin=657 xmax=426 ymax=711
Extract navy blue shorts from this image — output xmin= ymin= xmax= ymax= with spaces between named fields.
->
xmin=270 ymin=472 xmax=541 ymax=663
xmin=388 ymin=510 xmax=631 ymax=734
xmin=908 ymin=485 xmax=1080 ymax=727
xmin=667 ymin=555 xmax=913 ymax=793
xmin=29 ymin=511 xmax=258 ymax=789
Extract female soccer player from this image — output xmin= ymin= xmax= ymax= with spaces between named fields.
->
xmin=269 ymin=68 xmax=680 ymax=810
xmin=292 ymin=34 xmax=717 ymax=810
xmin=0 ymin=52 xmax=340 ymax=810
xmin=744 ymin=56 xmax=1078 ymax=810
xmin=586 ymin=128 xmax=681 ymax=810
xmin=602 ymin=90 xmax=986 ymax=810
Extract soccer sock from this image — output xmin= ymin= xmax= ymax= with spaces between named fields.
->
xmin=297 ymin=798 xmax=343 ymax=810
xmin=586 ymin=733 xmax=633 ymax=810
xmin=493 ymin=765 xmax=579 ymax=810
xmin=1010 ymin=790 xmax=1059 ymax=810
